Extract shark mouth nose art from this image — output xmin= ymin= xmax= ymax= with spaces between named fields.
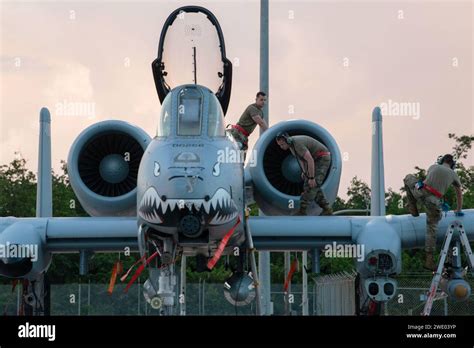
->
xmin=138 ymin=187 xmax=238 ymax=225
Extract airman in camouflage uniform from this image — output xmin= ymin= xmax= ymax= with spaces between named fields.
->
xmin=276 ymin=134 xmax=333 ymax=216
xmin=227 ymin=92 xmax=268 ymax=152
xmin=403 ymin=154 xmax=463 ymax=271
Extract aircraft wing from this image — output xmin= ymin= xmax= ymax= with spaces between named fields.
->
xmin=1 ymin=211 xmax=473 ymax=278
xmin=249 ymin=211 xmax=474 ymax=251
xmin=0 ymin=217 xmax=138 ymax=252
xmin=0 ymin=217 xmax=138 ymax=279
xmin=249 ymin=211 xmax=474 ymax=275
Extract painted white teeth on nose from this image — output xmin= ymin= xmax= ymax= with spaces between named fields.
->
xmin=221 ymin=195 xmax=225 ymax=209
xmin=139 ymin=188 xmax=163 ymax=224
xmin=210 ymin=194 xmax=216 ymax=210
xmin=161 ymin=199 xmax=168 ymax=214
xmin=153 ymin=211 xmax=162 ymax=223
xmin=148 ymin=190 xmax=153 ymax=202
xmin=141 ymin=187 xmax=238 ymax=226
xmin=210 ymin=212 xmax=218 ymax=224
xmin=211 ymin=213 xmax=220 ymax=225
xmin=150 ymin=192 xmax=155 ymax=207
xmin=203 ymin=200 xmax=210 ymax=214
xmin=214 ymin=189 xmax=222 ymax=207
xmin=168 ymin=200 xmax=176 ymax=212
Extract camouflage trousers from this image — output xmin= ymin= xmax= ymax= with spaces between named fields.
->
xmin=403 ymin=174 xmax=442 ymax=254
xmin=227 ymin=128 xmax=248 ymax=152
xmin=300 ymin=156 xmax=331 ymax=212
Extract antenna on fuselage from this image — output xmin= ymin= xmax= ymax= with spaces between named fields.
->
xmin=192 ymin=46 xmax=197 ymax=84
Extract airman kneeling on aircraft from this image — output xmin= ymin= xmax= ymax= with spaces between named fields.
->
xmin=276 ymin=133 xmax=333 ymax=216
xmin=228 ymin=91 xmax=269 ymax=152
xmin=403 ymin=154 xmax=464 ymax=271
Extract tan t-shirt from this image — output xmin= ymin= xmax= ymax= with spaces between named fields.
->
xmin=425 ymin=164 xmax=461 ymax=195
xmin=236 ymin=103 xmax=263 ymax=135
xmin=290 ymin=135 xmax=329 ymax=160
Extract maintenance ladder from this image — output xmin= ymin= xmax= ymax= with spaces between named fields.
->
xmin=422 ymin=221 xmax=474 ymax=316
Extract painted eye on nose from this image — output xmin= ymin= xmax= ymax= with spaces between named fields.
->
xmin=212 ymin=162 xmax=220 ymax=176
xmin=154 ymin=162 xmax=160 ymax=177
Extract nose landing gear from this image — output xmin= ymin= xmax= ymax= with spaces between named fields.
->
xmin=142 ymin=238 xmax=177 ymax=315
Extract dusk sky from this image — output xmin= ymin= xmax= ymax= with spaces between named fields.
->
xmin=1 ymin=0 xmax=472 ymax=199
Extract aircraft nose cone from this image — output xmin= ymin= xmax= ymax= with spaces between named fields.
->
xmin=99 ymin=154 xmax=129 ymax=184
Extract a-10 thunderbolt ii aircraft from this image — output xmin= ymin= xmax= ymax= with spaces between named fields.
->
xmin=1 ymin=6 xmax=473 ymax=315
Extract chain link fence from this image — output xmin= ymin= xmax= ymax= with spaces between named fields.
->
xmin=0 ymin=282 xmax=308 ymax=316
xmin=1 ymin=273 xmax=472 ymax=315
xmin=385 ymin=273 xmax=474 ymax=316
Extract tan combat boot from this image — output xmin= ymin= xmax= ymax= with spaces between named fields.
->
xmin=292 ymin=207 xmax=307 ymax=216
xmin=321 ymin=206 xmax=333 ymax=216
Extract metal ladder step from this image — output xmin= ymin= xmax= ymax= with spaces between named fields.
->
xmin=422 ymin=222 xmax=474 ymax=316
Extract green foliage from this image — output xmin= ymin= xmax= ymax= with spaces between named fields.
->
xmin=52 ymin=161 xmax=88 ymax=218
xmin=247 ymin=203 xmax=259 ymax=216
xmin=332 ymin=196 xmax=347 ymax=211
xmin=385 ymin=188 xmax=408 ymax=215
xmin=0 ymin=156 xmax=36 ymax=217
xmin=449 ymin=133 xmax=473 ymax=162
xmin=449 ymin=134 xmax=474 ymax=208
xmin=401 ymin=250 xmax=425 ymax=272
xmin=319 ymin=254 xmax=354 ymax=274
xmin=345 ymin=176 xmax=371 ymax=210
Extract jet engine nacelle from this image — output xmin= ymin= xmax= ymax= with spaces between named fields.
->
xmin=68 ymin=120 xmax=151 ymax=216
xmin=247 ymin=119 xmax=342 ymax=215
